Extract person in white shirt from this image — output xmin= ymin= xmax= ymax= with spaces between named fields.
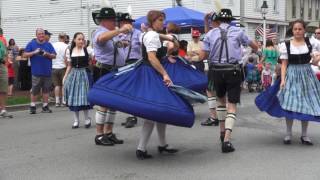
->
xmin=52 ymin=33 xmax=68 ymax=107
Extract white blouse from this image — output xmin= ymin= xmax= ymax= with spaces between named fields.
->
xmin=66 ymin=48 xmax=93 ymax=62
xmin=279 ymin=41 xmax=318 ymax=60
xmin=141 ymin=31 xmax=161 ymax=52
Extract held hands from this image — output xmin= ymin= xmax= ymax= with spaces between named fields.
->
xmin=119 ymin=24 xmax=133 ymax=34
xmin=163 ymin=74 xmax=173 ymax=87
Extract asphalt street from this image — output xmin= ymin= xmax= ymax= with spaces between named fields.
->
xmin=1 ymin=92 xmax=320 ymax=180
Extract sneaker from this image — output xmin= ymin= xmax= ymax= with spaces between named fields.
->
xmin=30 ymin=106 xmax=36 ymax=114
xmin=221 ymin=141 xmax=235 ymax=153
xmin=41 ymin=106 xmax=52 ymax=113
xmin=107 ymin=133 xmax=124 ymax=144
xmin=55 ymin=103 xmax=61 ymax=107
xmin=201 ymin=117 xmax=219 ymax=126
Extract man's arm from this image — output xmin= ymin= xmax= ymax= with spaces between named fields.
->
xmin=97 ymin=24 xmax=133 ymax=44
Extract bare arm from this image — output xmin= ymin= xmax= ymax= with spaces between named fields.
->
xmin=147 ymin=51 xmax=172 ymax=86
xmin=97 ymin=24 xmax=133 ymax=44
xmin=199 ymin=50 xmax=208 ymax=61
xmin=280 ymin=59 xmax=288 ymax=89
xmin=249 ymin=40 xmax=259 ymax=52
xmin=23 ymin=48 xmax=40 ymax=58
xmin=159 ymin=34 xmax=179 ymax=47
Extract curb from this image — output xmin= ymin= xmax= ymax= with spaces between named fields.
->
xmin=6 ymin=102 xmax=55 ymax=112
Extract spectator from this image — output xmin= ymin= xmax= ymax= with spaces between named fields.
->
xmin=64 ymin=35 xmax=70 ymax=45
xmin=16 ymin=48 xmax=31 ymax=90
xmin=52 ymin=33 xmax=68 ymax=107
xmin=6 ymin=53 xmax=15 ymax=96
xmin=7 ymin=39 xmax=19 ymax=89
xmin=0 ymin=40 xmax=12 ymax=118
xmin=178 ymin=40 xmax=188 ymax=58
xmin=44 ymin=30 xmax=52 ymax=42
xmin=23 ymin=28 xmax=56 ymax=114
xmin=187 ymin=29 xmax=204 ymax=72
xmin=0 ymin=28 xmax=7 ymax=46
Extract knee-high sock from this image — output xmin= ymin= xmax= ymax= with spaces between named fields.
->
xmin=286 ymin=118 xmax=293 ymax=136
xmin=216 ymin=106 xmax=227 ymax=122
xmin=137 ymin=120 xmax=155 ymax=151
xmin=95 ymin=110 xmax=106 ymax=125
xmin=208 ymin=96 xmax=217 ymax=109
xmin=225 ymin=113 xmax=236 ymax=132
xmin=74 ymin=111 xmax=80 ymax=123
xmin=301 ymin=121 xmax=309 ymax=137
xmin=106 ymin=110 xmax=116 ymax=125
xmin=156 ymin=123 xmax=167 ymax=147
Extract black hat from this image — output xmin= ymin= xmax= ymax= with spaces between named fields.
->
xmin=44 ymin=30 xmax=52 ymax=36
xmin=216 ymin=9 xmax=236 ymax=21
xmin=118 ymin=13 xmax=135 ymax=22
xmin=92 ymin=7 xmax=116 ymax=25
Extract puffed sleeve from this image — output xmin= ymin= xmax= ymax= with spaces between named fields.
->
xmin=143 ymin=31 xmax=161 ymax=52
xmin=279 ymin=42 xmax=288 ymax=60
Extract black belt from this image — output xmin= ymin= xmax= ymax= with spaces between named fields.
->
xmin=95 ymin=62 xmax=114 ymax=70
xmin=210 ymin=63 xmax=242 ymax=71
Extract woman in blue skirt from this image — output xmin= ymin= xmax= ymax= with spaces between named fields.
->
xmin=255 ymin=20 xmax=320 ymax=145
xmin=63 ymin=32 xmax=93 ymax=129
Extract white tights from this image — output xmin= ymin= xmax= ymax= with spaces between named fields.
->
xmin=137 ymin=120 xmax=167 ymax=151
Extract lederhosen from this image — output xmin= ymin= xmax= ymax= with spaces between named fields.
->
xmin=208 ymin=26 xmax=243 ymax=103
xmin=285 ymin=37 xmax=312 ymax=65
xmin=93 ymin=40 xmax=119 ymax=82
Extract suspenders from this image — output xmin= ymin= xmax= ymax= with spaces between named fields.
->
xmin=218 ymin=26 xmax=231 ymax=64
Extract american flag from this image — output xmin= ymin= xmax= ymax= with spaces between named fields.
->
xmin=255 ymin=24 xmax=278 ymax=40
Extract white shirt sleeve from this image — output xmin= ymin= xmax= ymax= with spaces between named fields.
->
xmin=65 ymin=48 xmax=71 ymax=62
xmin=279 ymin=42 xmax=288 ymax=60
xmin=143 ymin=31 xmax=161 ymax=52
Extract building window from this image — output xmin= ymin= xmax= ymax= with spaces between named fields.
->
xmin=300 ymin=0 xmax=304 ymax=18
xmin=292 ymin=0 xmax=296 ymax=18
xmin=308 ymin=0 xmax=312 ymax=19
xmin=273 ymin=0 xmax=279 ymax=13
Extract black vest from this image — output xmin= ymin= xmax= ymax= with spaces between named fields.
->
xmin=142 ymin=32 xmax=167 ymax=63
xmin=70 ymin=48 xmax=89 ymax=68
xmin=285 ymin=37 xmax=312 ymax=65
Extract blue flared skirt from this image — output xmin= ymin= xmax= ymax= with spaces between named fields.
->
xmin=161 ymin=56 xmax=208 ymax=92
xmin=88 ymin=63 xmax=196 ymax=128
xmin=255 ymin=79 xmax=320 ymax=122
xmin=63 ymin=68 xmax=93 ymax=111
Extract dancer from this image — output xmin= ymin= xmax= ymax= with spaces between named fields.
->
xmin=256 ymin=19 xmax=320 ymax=145
xmin=63 ymin=32 xmax=93 ymax=129
xmin=200 ymin=9 xmax=258 ymax=153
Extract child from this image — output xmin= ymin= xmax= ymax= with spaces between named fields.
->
xmin=246 ymin=57 xmax=256 ymax=92
xmin=261 ymin=62 xmax=272 ymax=90
xmin=6 ymin=52 xmax=15 ymax=96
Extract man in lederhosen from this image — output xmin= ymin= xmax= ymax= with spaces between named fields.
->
xmin=92 ymin=7 xmax=133 ymax=146
xmin=117 ymin=12 xmax=142 ymax=128
xmin=200 ymin=9 xmax=258 ymax=153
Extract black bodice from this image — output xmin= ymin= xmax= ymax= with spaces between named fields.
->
xmin=285 ymin=38 xmax=312 ymax=65
xmin=70 ymin=48 xmax=89 ymax=68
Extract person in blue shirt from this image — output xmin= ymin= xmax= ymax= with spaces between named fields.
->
xmin=23 ymin=28 xmax=56 ymax=114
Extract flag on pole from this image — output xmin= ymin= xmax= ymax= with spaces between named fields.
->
xmin=255 ymin=24 xmax=278 ymax=40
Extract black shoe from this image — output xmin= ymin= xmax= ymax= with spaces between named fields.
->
xmin=222 ymin=141 xmax=235 ymax=153
xmin=30 ymin=106 xmax=36 ymax=114
xmin=283 ymin=136 xmax=292 ymax=145
xmin=158 ymin=144 xmax=179 ymax=154
xmin=125 ymin=119 xmax=137 ymax=128
xmin=220 ymin=132 xmax=225 ymax=143
xmin=41 ymin=106 xmax=52 ymax=113
xmin=201 ymin=117 xmax=219 ymax=126
xmin=84 ymin=118 xmax=91 ymax=129
xmin=136 ymin=150 xmax=153 ymax=160
xmin=300 ymin=136 xmax=313 ymax=146
xmin=95 ymin=135 xmax=114 ymax=146
xmin=72 ymin=122 xmax=79 ymax=129
xmin=107 ymin=133 xmax=124 ymax=144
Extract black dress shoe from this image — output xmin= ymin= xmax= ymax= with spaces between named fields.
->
xmin=107 ymin=133 xmax=124 ymax=144
xmin=222 ymin=141 xmax=235 ymax=153
xmin=158 ymin=144 xmax=179 ymax=154
xmin=84 ymin=118 xmax=91 ymax=129
xmin=300 ymin=136 xmax=313 ymax=146
xmin=30 ymin=106 xmax=36 ymax=114
xmin=201 ymin=117 xmax=219 ymax=126
xmin=136 ymin=150 xmax=153 ymax=160
xmin=283 ymin=136 xmax=292 ymax=145
xmin=125 ymin=119 xmax=137 ymax=128
xmin=95 ymin=135 xmax=114 ymax=146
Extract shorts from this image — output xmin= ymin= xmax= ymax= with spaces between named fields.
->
xmin=0 ymin=64 xmax=8 ymax=93
xmin=211 ymin=67 xmax=243 ymax=104
xmin=8 ymin=77 xmax=14 ymax=85
xmin=31 ymin=75 xmax=52 ymax=95
xmin=93 ymin=64 xmax=113 ymax=82
xmin=52 ymin=68 xmax=66 ymax=86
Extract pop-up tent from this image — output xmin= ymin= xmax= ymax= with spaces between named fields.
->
xmin=133 ymin=6 xmax=205 ymax=29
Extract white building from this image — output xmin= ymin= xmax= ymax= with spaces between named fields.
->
xmin=0 ymin=0 xmax=241 ymax=47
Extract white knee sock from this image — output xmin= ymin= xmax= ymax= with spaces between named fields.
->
xmin=56 ymin=97 xmax=60 ymax=104
xmin=106 ymin=110 xmax=116 ymax=125
xmin=156 ymin=123 xmax=167 ymax=147
xmin=286 ymin=118 xmax=293 ymax=136
xmin=83 ymin=110 xmax=89 ymax=120
xmin=74 ymin=111 xmax=80 ymax=124
xmin=95 ymin=110 xmax=106 ymax=125
xmin=137 ymin=120 xmax=155 ymax=151
xmin=301 ymin=121 xmax=309 ymax=137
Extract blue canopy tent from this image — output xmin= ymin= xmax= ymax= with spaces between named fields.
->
xmin=133 ymin=6 xmax=205 ymax=29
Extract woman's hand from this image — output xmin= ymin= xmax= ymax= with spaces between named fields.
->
xmin=163 ymin=74 xmax=172 ymax=87
xmin=280 ymin=80 xmax=285 ymax=90
xmin=62 ymin=76 xmax=67 ymax=85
